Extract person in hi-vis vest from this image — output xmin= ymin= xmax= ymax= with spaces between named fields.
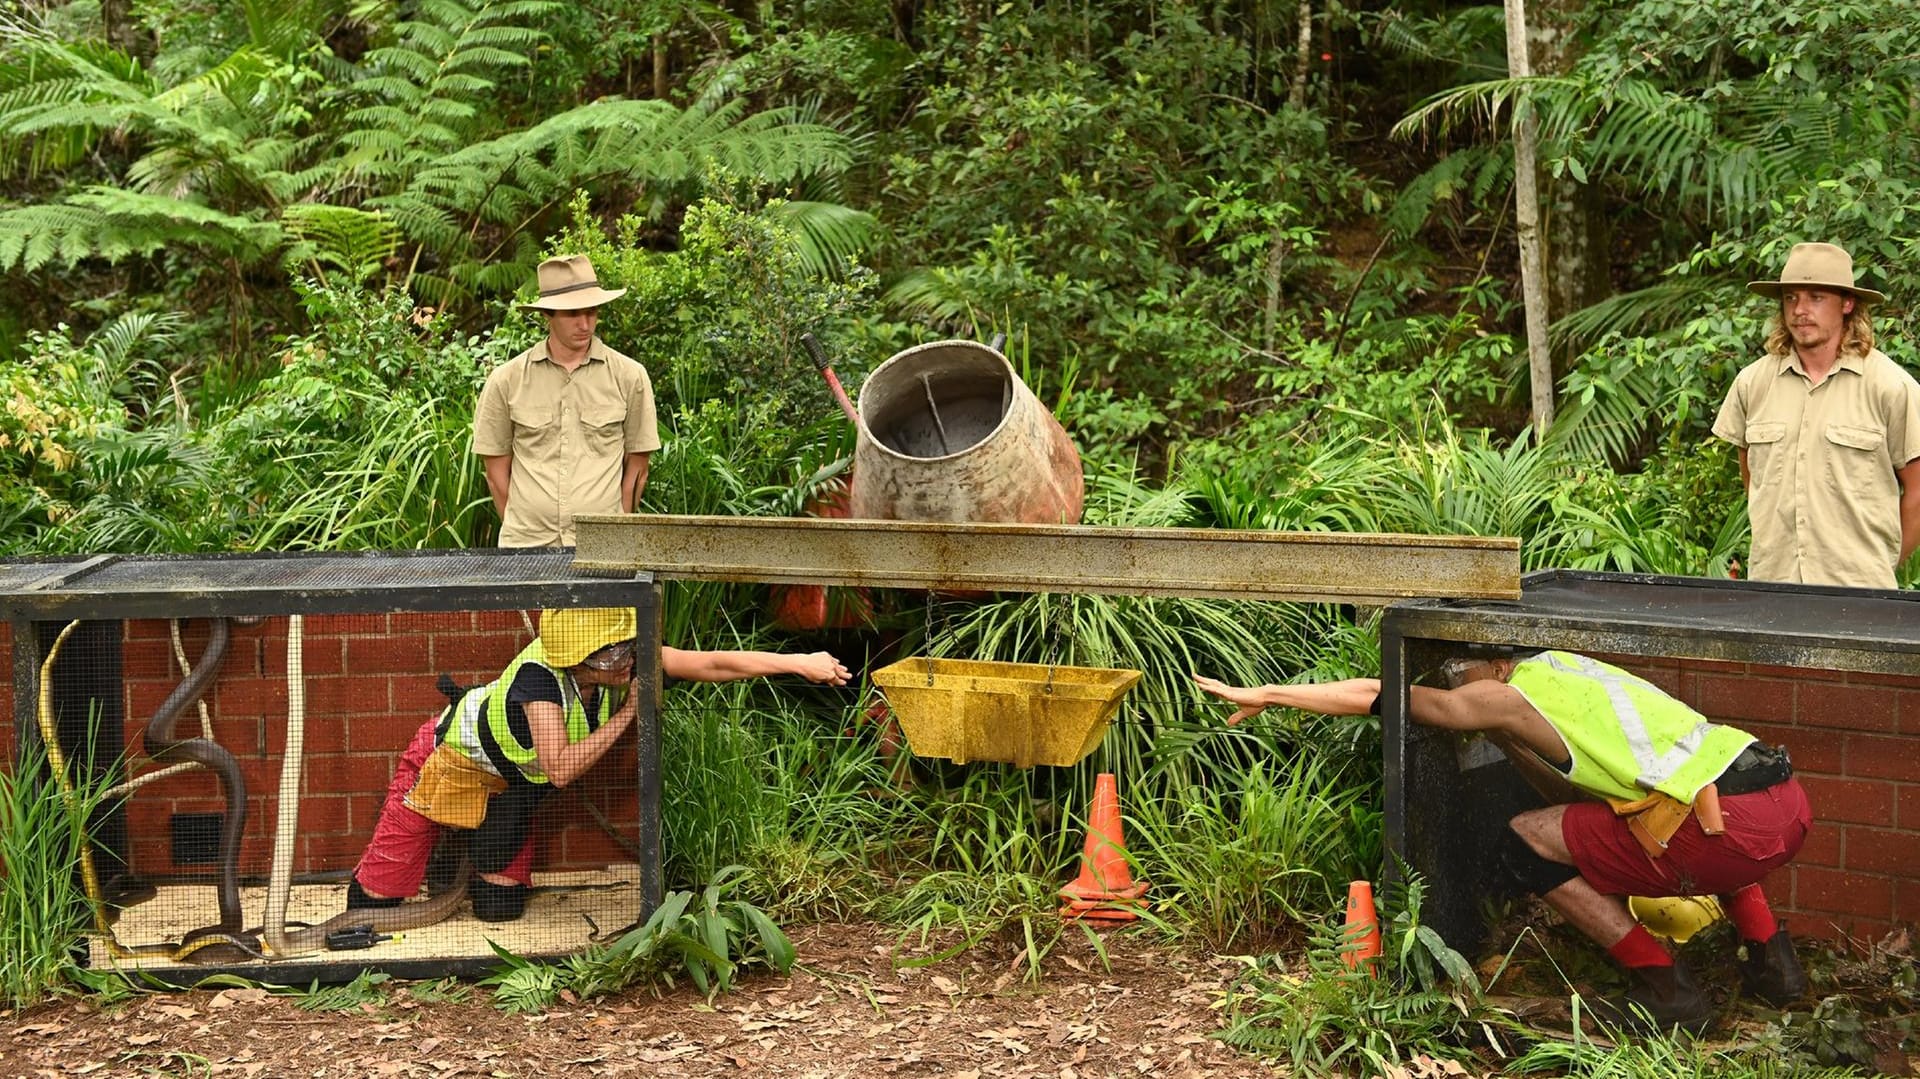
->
xmin=347 ymin=607 xmax=848 ymax=922
xmin=1194 ymin=649 xmax=1810 ymax=1035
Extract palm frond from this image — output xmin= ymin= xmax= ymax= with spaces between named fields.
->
xmin=763 ymin=200 xmax=877 ymax=279
xmin=1550 ymin=278 xmax=1720 ymax=354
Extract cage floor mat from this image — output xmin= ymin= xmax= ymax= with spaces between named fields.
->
xmin=87 ymin=864 xmax=642 ymax=974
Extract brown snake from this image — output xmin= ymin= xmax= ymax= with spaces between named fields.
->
xmin=261 ymin=613 xmax=471 ymax=957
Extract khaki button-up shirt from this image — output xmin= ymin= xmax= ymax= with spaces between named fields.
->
xmin=472 ymin=338 xmax=660 ymax=547
xmin=1713 ymin=347 xmax=1920 ymax=588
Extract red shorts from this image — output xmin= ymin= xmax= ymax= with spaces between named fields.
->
xmin=353 ymin=718 xmax=535 ymax=898
xmin=1560 ymin=778 xmax=1811 ymax=897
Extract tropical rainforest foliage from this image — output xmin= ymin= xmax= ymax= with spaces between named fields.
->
xmin=3 ymin=0 xmax=1917 ymax=1067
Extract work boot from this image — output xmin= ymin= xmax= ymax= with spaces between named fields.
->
xmin=345 ymin=878 xmax=402 ymax=911
xmin=1739 ymin=929 xmax=1807 ymax=1007
xmin=1607 ymin=962 xmax=1715 ymax=1036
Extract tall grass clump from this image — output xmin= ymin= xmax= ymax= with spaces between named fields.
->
xmin=873 ymin=767 xmax=1085 ymax=977
xmin=1131 ymin=755 xmax=1379 ymax=950
xmin=660 ymin=680 xmax=778 ymax=888
xmin=0 ymin=735 xmax=112 ymax=1009
xmin=745 ymin=705 xmax=922 ymax=920
xmin=657 ymin=653 xmax=912 ymax=920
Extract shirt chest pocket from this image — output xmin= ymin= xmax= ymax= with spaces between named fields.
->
xmin=1744 ymin=421 xmax=1787 ymax=483
xmin=509 ymin=403 xmax=558 ymax=453
xmin=579 ymin=404 xmax=627 ymax=454
xmin=1824 ymin=422 xmax=1887 ymax=490
xmin=1825 ymin=423 xmax=1885 ymax=454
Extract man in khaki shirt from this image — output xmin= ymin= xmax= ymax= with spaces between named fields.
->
xmin=473 ymin=255 xmax=661 ymax=547
xmin=1712 ymin=242 xmax=1920 ymax=589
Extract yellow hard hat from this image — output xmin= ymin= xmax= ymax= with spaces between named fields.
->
xmin=1628 ymin=894 xmax=1725 ymax=943
xmin=539 ymin=607 xmax=636 ymax=668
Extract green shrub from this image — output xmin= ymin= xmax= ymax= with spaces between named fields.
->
xmin=1217 ymin=876 xmax=1499 ymax=1076
xmin=482 ymin=868 xmax=795 ymax=1012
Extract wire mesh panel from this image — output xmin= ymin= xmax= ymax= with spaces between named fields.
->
xmin=2 ymin=552 xmax=658 ymax=984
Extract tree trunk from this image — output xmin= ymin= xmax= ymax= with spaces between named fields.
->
xmin=100 ymin=0 xmax=151 ymax=59
xmin=889 ymin=0 xmax=922 ymax=49
xmin=1288 ymin=0 xmax=1313 ymax=110
xmin=1505 ymin=0 xmax=1554 ymax=436
xmin=1531 ymin=0 xmax=1610 ymax=380
xmin=652 ymin=34 xmax=669 ymax=100
xmin=1262 ymin=230 xmax=1286 ymax=356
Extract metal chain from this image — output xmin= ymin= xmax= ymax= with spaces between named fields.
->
xmin=922 ymin=594 xmax=938 ymax=687
xmin=1042 ymin=594 xmax=1069 ymax=695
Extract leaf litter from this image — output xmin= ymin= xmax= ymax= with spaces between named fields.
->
xmin=2 ymin=922 xmax=1263 ymax=1077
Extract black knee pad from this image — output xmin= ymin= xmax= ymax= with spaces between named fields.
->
xmin=472 ymin=783 xmax=547 ymax=873
xmin=1497 ymin=821 xmax=1579 ymax=896
xmin=346 ymin=878 xmax=403 ymax=910
xmin=469 ymin=878 xmax=529 ymax=923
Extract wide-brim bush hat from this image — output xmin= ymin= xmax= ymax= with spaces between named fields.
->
xmin=1747 ymin=242 xmax=1885 ymax=304
xmin=540 ymin=607 xmax=637 ymax=668
xmin=518 ymin=254 xmax=628 ymax=311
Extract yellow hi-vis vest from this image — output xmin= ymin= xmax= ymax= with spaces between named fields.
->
xmin=1506 ymin=651 xmax=1752 ymax=804
xmin=442 ymin=639 xmax=619 ymax=784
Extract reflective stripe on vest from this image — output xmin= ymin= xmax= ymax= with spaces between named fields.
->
xmin=443 ymin=640 xmax=612 ymax=785
xmin=1508 ymin=651 xmax=1752 ymax=803
xmin=1540 ymin=652 xmax=1704 ymax=789
xmin=442 ymin=684 xmax=503 ymax=778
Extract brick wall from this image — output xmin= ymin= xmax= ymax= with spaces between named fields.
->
xmin=1605 ymin=654 xmax=1920 ymax=943
xmin=3 ymin=613 xmax=641 ymax=881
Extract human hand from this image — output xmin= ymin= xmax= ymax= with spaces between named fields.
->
xmin=795 ymin=652 xmax=852 ymax=686
xmin=1191 ymin=673 xmax=1268 ymax=726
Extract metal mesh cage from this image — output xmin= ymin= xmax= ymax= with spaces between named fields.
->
xmin=3 ymin=551 xmax=660 ymax=984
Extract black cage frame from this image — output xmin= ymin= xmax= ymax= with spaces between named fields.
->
xmin=2 ymin=548 xmax=663 ymax=984
xmin=1380 ymin=568 xmax=1920 ymax=953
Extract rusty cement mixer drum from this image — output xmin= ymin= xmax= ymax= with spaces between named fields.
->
xmin=850 ymin=340 xmax=1084 ymax=524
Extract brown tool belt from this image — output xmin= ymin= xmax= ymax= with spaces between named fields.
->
xmin=1715 ymin=743 xmax=1793 ymax=797
xmin=1607 ymin=744 xmax=1793 ymax=857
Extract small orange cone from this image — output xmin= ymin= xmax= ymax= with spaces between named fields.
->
xmin=1342 ymin=880 xmax=1383 ymax=973
xmin=1059 ymin=773 xmax=1148 ymax=922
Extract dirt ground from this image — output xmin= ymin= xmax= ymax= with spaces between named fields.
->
xmin=2 ymin=922 xmax=1276 ymax=1079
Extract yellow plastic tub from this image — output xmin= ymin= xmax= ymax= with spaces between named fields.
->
xmin=870 ymin=658 xmax=1142 ymax=768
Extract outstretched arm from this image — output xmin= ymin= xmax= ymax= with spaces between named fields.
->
xmin=662 ymin=647 xmax=851 ymax=685
xmin=1191 ymin=674 xmax=1380 ymax=725
xmin=1193 ymin=671 xmax=1568 ymax=763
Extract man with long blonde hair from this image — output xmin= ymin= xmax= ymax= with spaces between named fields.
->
xmin=1713 ymin=242 xmax=1920 ymax=588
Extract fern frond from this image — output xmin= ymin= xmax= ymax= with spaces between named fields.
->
xmin=1384 ymin=150 xmax=1483 ymax=239
xmin=281 ymin=203 xmax=400 ymax=284
xmin=883 ymin=267 xmax=976 ymax=322
xmin=0 ymin=187 xmax=284 ymax=269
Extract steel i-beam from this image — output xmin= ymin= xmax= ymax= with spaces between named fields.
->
xmin=573 ymin=515 xmax=1520 ymax=604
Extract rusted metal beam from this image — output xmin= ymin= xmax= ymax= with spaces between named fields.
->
xmin=573 ymin=515 xmax=1521 ymax=603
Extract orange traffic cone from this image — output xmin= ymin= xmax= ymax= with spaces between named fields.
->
xmin=1060 ymin=773 xmax=1149 ymax=922
xmin=1342 ymin=880 xmax=1383 ymax=973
